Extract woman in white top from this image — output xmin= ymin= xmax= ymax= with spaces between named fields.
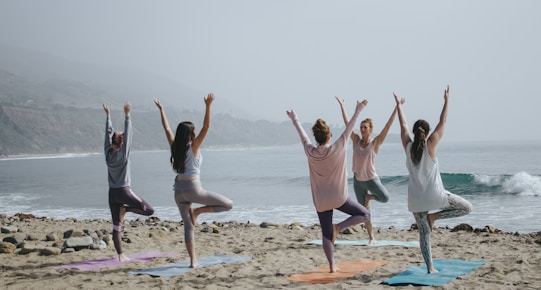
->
xmin=394 ymin=86 xmax=472 ymax=273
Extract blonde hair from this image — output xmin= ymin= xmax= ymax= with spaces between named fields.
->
xmin=361 ymin=118 xmax=373 ymax=129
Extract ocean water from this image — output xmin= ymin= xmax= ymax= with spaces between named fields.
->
xmin=1 ymin=140 xmax=540 ymax=234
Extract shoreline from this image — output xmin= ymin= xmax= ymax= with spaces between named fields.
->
xmin=0 ymin=206 xmax=541 ymax=235
xmin=1 ymin=213 xmax=540 ymax=289
xmin=2 ymin=138 xmax=541 ymax=157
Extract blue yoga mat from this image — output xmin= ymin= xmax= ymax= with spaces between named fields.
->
xmin=129 ymin=255 xmax=251 ymax=278
xmin=60 ymin=251 xmax=179 ymax=271
xmin=384 ymin=259 xmax=486 ymax=286
xmin=306 ymin=239 xmax=420 ymax=247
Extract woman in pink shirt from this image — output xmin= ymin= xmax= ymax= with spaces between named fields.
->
xmin=287 ymin=99 xmax=371 ymax=273
xmin=336 ymin=97 xmax=403 ymax=245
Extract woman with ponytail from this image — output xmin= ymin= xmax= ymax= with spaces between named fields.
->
xmin=394 ymin=86 xmax=472 ymax=273
xmin=287 ymin=99 xmax=371 ymax=273
xmin=154 ymin=94 xmax=233 ymax=268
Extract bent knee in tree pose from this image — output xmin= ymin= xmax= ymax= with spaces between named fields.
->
xmin=103 ymin=102 xmax=155 ymax=261
xmin=394 ymin=85 xmax=472 ymax=273
xmin=154 ymin=94 xmax=233 ymax=269
xmin=287 ymin=98 xmax=371 ymax=273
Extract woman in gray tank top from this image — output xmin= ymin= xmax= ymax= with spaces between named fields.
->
xmin=154 ymin=93 xmax=233 ymax=268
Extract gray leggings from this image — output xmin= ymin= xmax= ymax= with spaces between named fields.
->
xmin=174 ymin=177 xmax=233 ymax=243
xmin=353 ymin=176 xmax=390 ymax=205
xmin=413 ymin=193 xmax=473 ymax=272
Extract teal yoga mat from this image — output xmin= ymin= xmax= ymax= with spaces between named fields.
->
xmin=306 ymin=239 xmax=420 ymax=247
xmin=59 ymin=251 xmax=179 ymax=271
xmin=129 ymin=255 xmax=251 ymax=278
xmin=384 ymin=259 xmax=485 ymax=286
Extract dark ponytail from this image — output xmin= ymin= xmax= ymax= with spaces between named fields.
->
xmin=171 ymin=121 xmax=196 ymax=173
xmin=410 ymin=119 xmax=430 ymax=165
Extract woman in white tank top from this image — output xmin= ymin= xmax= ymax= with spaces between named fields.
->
xmin=395 ymin=86 xmax=472 ymax=273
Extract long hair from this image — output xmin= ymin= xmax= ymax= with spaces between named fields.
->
xmin=170 ymin=121 xmax=196 ymax=173
xmin=410 ymin=119 xmax=430 ymax=165
xmin=311 ymin=119 xmax=331 ymax=146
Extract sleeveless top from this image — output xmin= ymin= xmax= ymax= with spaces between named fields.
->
xmin=405 ymin=142 xmax=449 ymax=213
xmin=352 ymin=139 xmax=377 ymax=181
xmin=176 ymin=144 xmax=201 ymax=178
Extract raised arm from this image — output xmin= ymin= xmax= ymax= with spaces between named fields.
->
xmin=427 ymin=85 xmax=449 ymax=155
xmin=394 ymin=92 xmax=410 ymax=151
xmin=122 ymin=102 xmax=132 ymax=154
xmin=124 ymin=102 xmax=131 ymax=117
xmin=191 ymin=93 xmax=214 ymax=154
xmin=153 ymin=98 xmax=175 ymax=146
xmin=373 ymin=98 xmax=405 ymax=152
xmin=335 ymin=96 xmax=359 ymax=141
xmin=342 ymin=100 xmax=368 ymax=140
xmin=335 ymin=96 xmax=349 ymax=125
xmin=103 ymin=103 xmax=113 ymax=151
xmin=286 ymin=109 xmax=310 ymax=145
xmin=103 ymin=103 xmax=110 ymax=117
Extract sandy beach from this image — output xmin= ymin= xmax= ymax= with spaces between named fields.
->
xmin=1 ymin=213 xmax=540 ymax=290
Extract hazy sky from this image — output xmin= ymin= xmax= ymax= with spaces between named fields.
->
xmin=1 ymin=1 xmax=540 ymax=142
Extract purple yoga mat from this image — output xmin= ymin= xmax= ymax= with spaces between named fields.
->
xmin=59 ymin=251 xmax=179 ymax=271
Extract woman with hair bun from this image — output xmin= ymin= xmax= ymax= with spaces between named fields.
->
xmin=286 ymin=99 xmax=371 ymax=273
xmin=394 ymin=85 xmax=472 ymax=273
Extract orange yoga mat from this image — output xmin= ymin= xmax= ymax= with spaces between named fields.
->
xmin=288 ymin=259 xmax=388 ymax=284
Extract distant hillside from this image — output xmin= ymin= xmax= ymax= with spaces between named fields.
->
xmin=0 ymin=99 xmax=399 ymax=156
xmin=0 ymin=67 xmax=312 ymax=156
xmin=0 ymin=99 xmax=400 ymax=156
xmin=0 ymin=101 xmax=307 ymax=156
xmin=0 ymin=44 xmax=398 ymax=156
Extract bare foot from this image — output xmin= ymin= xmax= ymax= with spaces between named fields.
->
xmin=190 ymin=260 xmax=198 ymax=268
xmin=332 ymin=224 xmax=340 ymax=245
xmin=330 ymin=264 xmax=341 ymax=273
xmin=119 ymin=253 xmax=130 ymax=262
xmin=428 ymin=267 xmax=439 ymax=273
xmin=368 ymin=239 xmax=376 ymax=246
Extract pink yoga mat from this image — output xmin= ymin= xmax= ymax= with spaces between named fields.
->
xmin=59 ymin=251 xmax=179 ymax=271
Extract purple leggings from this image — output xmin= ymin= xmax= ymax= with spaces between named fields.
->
xmin=317 ymin=197 xmax=371 ymax=265
xmin=108 ymin=186 xmax=154 ymax=254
